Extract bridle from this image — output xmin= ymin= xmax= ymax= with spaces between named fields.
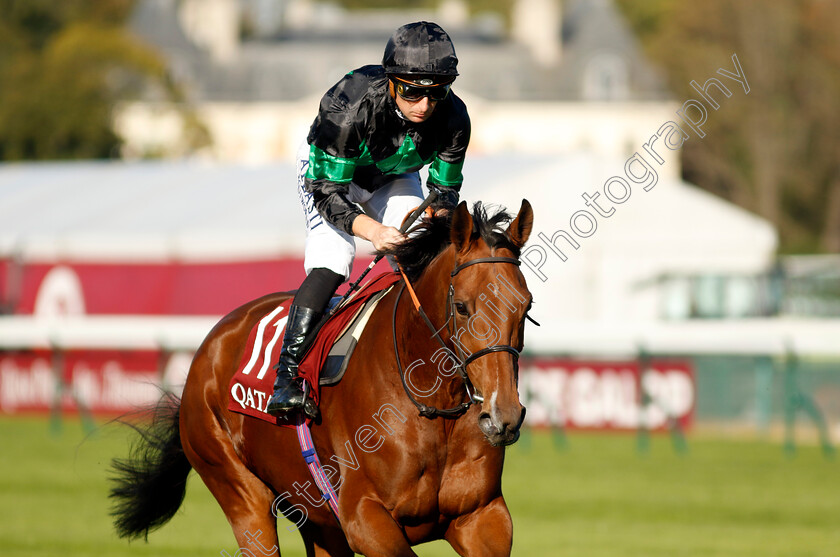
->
xmin=392 ymin=255 xmax=524 ymax=418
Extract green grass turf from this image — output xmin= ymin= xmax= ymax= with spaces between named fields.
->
xmin=0 ymin=416 xmax=837 ymax=556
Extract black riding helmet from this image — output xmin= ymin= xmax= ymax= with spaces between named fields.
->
xmin=382 ymin=21 xmax=459 ymax=84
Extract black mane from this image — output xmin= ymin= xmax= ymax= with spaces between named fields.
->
xmin=378 ymin=201 xmax=520 ymax=282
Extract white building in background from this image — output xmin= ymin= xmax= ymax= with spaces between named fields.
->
xmin=0 ymin=155 xmax=777 ymax=329
xmin=119 ymin=0 xmax=681 ymax=178
xmin=458 ymin=154 xmax=778 ymax=330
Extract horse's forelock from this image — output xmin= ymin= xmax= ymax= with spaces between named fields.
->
xmin=470 ymin=202 xmax=520 ymax=257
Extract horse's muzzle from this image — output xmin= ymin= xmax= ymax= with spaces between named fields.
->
xmin=479 ymin=406 xmax=526 ymax=446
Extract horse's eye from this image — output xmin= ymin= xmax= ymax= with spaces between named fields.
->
xmin=454 ymin=302 xmax=470 ymax=316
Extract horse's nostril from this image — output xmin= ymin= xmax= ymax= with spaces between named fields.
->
xmin=478 ymin=412 xmax=500 ymax=435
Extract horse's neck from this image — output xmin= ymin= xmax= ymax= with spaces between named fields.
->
xmin=409 ymin=248 xmax=469 ymax=400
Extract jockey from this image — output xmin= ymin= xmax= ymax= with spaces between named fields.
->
xmin=267 ymin=21 xmax=471 ymax=415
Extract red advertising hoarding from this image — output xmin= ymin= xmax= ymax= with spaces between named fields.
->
xmin=0 ymin=349 xmax=185 ymax=415
xmin=1 ymin=350 xmax=695 ymax=431
xmin=520 ymin=358 xmax=695 ymax=430
xmin=1 ymin=257 xmax=376 ymax=317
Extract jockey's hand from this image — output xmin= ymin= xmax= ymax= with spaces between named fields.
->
xmin=371 ymin=225 xmax=405 ymax=251
xmin=352 ymin=215 xmax=406 ymax=251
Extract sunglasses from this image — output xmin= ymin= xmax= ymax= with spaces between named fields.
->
xmin=393 ymin=79 xmax=451 ymax=102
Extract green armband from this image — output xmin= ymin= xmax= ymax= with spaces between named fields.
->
xmin=428 ymin=158 xmax=464 ymax=187
xmin=306 ymin=144 xmax=357 ymax=183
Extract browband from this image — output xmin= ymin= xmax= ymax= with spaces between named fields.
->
xmin=450 ymin=257 xmax=520 ymax=277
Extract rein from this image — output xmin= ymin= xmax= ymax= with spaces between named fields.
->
xmin=393 ymin=256 xmax=522 ymax=418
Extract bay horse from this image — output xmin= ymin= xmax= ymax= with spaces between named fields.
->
xmin=110 ymin=200 xmax=534 ymax=556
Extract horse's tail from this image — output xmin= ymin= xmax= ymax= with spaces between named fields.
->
xmin=109 ymin=392 xmax=193 ymax=541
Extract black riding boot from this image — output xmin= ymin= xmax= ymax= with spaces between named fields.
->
xmin=266 ymin=304 xmax=321 ymax=415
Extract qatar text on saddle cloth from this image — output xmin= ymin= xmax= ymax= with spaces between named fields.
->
xmin=227 ymin=272 xmax=401 ymax=427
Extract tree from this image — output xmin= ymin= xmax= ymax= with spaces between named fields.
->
xmin=0 ymin=0 xmax=201 ymax=160
xmin=616 ymin=0 xmax=840 ymax=253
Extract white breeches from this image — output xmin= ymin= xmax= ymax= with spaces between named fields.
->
xmin=296 ymin=142 xmax=424 ymax=280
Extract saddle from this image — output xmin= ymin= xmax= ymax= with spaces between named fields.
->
xmin=227 ymin=272 xmax=400 ymax=426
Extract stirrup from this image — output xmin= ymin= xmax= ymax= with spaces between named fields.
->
xmin=267 ymin=377 xmax=319 ymax=420
xmin=301 ymin=382 xmax=320 ymax=420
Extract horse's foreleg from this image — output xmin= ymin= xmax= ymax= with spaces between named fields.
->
xmin=444 ymin=496 xmax=513 ymax=556
xmin=342 ymin=498 xmax=418 ymax=557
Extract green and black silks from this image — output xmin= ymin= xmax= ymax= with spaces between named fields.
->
xmin=305 ymin=65 xmax=470 ymax=235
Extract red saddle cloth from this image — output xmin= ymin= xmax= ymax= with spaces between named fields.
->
xmin=227 ymin=272 xmax=400 ymax=426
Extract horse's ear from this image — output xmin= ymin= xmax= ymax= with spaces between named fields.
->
xmin=450 ymin=201 xmax=474 ymax=255
xmin=506 ymin=199 xmax=533 ymax=249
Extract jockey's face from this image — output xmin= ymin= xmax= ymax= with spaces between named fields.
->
xmin=395 ymin=93 xmax=437 ymax=123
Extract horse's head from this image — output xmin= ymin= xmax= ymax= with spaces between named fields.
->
xmin=448 ymin=200 xmax=533 ymax=446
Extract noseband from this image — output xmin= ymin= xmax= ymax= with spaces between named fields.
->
xmin=393 ymin=256 xmax=523 ymax=418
